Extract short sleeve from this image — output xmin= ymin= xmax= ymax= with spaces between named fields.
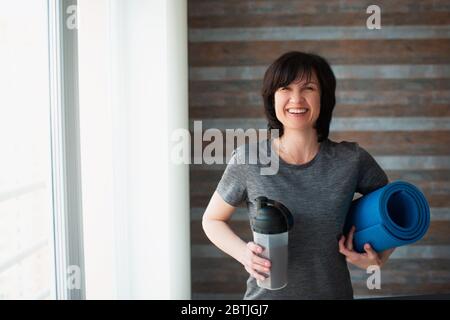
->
xmin=216 ymin=148 xmax=248 ymax=207
xmin=356 ymin=144 xmax=389 ymax=195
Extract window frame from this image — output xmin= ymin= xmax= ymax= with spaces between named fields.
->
xmin=48 ymin=0 xmax=85 ymax=300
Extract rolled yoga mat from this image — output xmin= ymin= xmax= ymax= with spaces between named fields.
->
xmin=344 ymin=181 xmax=430 ymax=253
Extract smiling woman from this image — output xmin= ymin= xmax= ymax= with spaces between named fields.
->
xmin=275 ymin=77 xmax=320 ymax=128
xmin=262 ymin=51 xmax=336 ymax=143
xmin=202 ymin=51 xmax=395 ymax=300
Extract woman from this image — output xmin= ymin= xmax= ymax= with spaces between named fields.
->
xmin=202 ymin=51 xmax=395 ymax=299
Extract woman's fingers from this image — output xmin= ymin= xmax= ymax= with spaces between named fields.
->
xmin=345 ymin=226 xmax=355 ymax=251
xmin=339 ymin=235 xmax=359 ymax=261
xmin=252 ymin=255 xmax=271 ymax=268
xmin=245 ymin=266 xmax=266 ymax=281
xmin=247 ymin=241 xmax=262 ymax=254
xmin=251 ymin=260 xmax=271 ymax=275
xmin=363 ymin=243 xmax=378 ymax=260
xmin=340 ymin=238 xmax=383 ymax=269
xmin=338 ymin=235 xmax=349 ymax=255
xmin=247 ymin=242 xmax=271 ymax=267
xmin=251 ymin=252 xmax=271 ymax=276
xmin=244 ymin=242 xmax=271 ymax=280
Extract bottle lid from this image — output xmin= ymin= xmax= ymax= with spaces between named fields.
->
xmin=252 ymin=196 xmax=294 ymax=234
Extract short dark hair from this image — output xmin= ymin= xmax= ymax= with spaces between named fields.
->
xmin=261 ymin=51 xmax=336 ymax=142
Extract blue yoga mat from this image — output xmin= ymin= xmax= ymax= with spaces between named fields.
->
xmin=344 ymin=181 xmax=430 ymax=253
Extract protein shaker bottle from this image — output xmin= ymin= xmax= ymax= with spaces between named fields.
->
xmin=251 ymin=196 xmax=294 ymax=290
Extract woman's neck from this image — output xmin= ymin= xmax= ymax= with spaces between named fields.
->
xmin=275 ymin=128 xmax=320 ymax=165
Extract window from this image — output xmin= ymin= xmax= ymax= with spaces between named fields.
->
xmin=1 ymin=0 xmax=85 ymax=300
xmin=0 ymin=0 xmax=54 ymax=299
xmin=1 ymin=0 xmax=190 ymax=300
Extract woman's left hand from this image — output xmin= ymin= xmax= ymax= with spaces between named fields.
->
xmin=338 ymin=225 xmax=384 ymax=270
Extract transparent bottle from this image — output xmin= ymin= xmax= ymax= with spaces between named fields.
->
xmin=252 ymin=196 xmax=294 ymax=290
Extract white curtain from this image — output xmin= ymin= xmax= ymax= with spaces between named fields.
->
xmin=78 ymin=0 xmax=190 ymax=299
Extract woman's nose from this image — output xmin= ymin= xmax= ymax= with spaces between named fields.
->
xmin=289 ymin=92 xmax=305 ymax=104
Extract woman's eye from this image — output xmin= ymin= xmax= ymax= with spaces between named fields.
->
xmin=305 ymin=86 xmax=314 ymax=90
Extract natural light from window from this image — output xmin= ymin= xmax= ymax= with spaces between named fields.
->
xmin=0 ymin=0 xmax=55 ymax=299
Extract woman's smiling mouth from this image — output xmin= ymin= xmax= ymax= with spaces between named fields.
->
xmin=287 ymin=108 xmax=308 ymax=115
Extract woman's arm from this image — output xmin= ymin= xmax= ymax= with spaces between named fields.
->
xmin=202 ymin=191 xmax=247 ymax=263
xmin=202 ymin=191 xmax=271 ymax=281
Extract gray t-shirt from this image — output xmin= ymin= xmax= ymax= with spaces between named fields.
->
xmin=216 ymin=138 xmax=389 ymax=300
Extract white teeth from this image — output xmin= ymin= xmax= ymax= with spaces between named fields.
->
xmin=288 ymin=108 xmax=308 ymax=114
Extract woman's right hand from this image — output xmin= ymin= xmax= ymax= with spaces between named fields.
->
xmin=241 ymin=242 xmax=271 ymax=281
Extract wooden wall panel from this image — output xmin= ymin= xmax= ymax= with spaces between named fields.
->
xmin=188 ymin=0 xmax=450 ymax=299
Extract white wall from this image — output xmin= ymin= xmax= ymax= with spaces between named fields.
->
xmin=78 ymin=0 xmax=190 ymax=299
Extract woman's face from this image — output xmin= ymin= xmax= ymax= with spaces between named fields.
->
xmin=273 ymin=71 xmax=321 ymax=134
